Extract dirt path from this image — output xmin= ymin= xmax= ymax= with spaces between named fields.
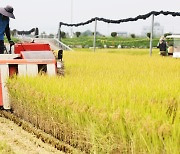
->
xmin=0 ymin=116 xmax=64 ymax=154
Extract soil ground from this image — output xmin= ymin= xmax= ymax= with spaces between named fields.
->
xmin=0 ymin=116 xmax=64 ymax=154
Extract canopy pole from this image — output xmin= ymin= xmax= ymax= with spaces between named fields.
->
xmin=93 ymin=19 xmax=97 ymax=52
xmin=70 ymin=0 xmax=73 ymax=38
xmin=58 ymin=22 xmax=61 ymax=41
xmin=149 ymin=14 xmax=154 ymax=56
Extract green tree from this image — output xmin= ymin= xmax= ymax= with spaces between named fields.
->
xmin=75 ymin=32 xmax=81 ymax=37
xmin=131 ymin=34 xmax=136 ymax=38
xmin=111 ymin=32 xmax=117 ymax=37
xmin=61 ymin=31 xmax=66 ymax=38
xmin=147 ymin=32 xmax=151 ymax=38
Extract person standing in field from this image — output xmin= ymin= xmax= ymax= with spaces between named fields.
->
xmin=157 ymin=36 xmax=167 ymax=56
xmin=0 ymin=5 xmax=15 ymax=54
xmin=58 ymin=49 xmax=63 ymax=61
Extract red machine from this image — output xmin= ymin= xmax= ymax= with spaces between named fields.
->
xmin=14 ymin=43 xmax=51 ymax=54
xmin=0 ymin=42 xmax=62 ymax=109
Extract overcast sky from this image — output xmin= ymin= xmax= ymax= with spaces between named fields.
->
xmin=1 ymin=0 xmax=180 ymax=35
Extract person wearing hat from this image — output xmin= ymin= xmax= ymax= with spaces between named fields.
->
xmin=0 ymin=5 xmax=15 ymax=54
xmin=157 ymin=36 xmax=168 ymax=56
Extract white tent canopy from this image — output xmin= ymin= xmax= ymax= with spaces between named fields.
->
xmin=166 ymin=35 xmax=180 ymax=39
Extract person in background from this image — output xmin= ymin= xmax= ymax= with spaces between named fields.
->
xmin=0 ymin=5 xmax=15 ymax=54
xmin=58 ymin=49 xmax=63 ymax=61
xmin=157 ymin=36 xmax=168 ymax=56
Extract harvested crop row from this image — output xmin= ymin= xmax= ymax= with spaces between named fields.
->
xmin=0 ymin=110 xmax=81 ymax=154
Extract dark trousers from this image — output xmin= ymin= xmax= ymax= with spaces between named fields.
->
xmin=0 ymin=40 xmax=4 ymax=54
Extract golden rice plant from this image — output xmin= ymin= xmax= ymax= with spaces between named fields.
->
xmin=8 ymin=49 xmax=180 ymax=153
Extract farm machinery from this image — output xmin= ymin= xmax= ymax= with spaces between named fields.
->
xmin=166 ymin=34 xmax=180 ymax=58
xmin=0 ymin=41 xmax=63 ymax=110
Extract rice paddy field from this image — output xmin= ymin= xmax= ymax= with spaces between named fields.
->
xmin=8 ymin=49 xmax=180 ymax=153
